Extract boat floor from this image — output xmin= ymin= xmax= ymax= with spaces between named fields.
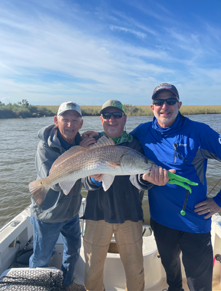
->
xmin=147 ymin=276 xmax=221 ymax=291
xmin=72 ymin=276 xmax=221 ymax=291
xmin=212 ymin=276 xmax=221 ymax=291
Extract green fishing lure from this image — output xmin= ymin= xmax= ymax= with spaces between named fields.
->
xmin=167 ymin=172 xmax=198 ymax=193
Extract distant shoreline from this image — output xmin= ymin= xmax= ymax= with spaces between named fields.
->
xmin=1 ymin=105 xmax=221 ymax=119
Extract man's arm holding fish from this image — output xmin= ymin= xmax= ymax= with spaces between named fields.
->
xmin=89 ymin=166 xmax=176 ymax=188
xmin=35 ymin=140 xmax=62 ymax=192
xmin=79 ymin=136 xmax=97 ymax=147
xmin=35 ymin=134 xmax=94 ymax=193
xmin=139 ymin=166 xmax=176 ymax=186
xmin=82 ymin=131 xmax=99 ymax=139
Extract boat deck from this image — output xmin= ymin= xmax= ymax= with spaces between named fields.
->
xmin=1 ymin=205 xmax=221 ymax=291
xmin=71 ymin=276 xmax=221 ymax=291
xmin=149 ymin=277 xmax=221 ymax=291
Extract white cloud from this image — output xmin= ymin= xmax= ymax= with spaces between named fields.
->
xmin=0 ymin=0 xmax=220 ymax=106
xmin=111 ymin=10 xmax=158 ymax=36
xmin=110 ymin=25 xmax=147 ymax=39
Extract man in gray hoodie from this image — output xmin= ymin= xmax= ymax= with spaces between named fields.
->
xmin=29 ymin=101 xmax=94 ymax=290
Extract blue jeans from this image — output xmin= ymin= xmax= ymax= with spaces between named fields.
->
xmin=29 ymin=214 xmax=81 ymax=288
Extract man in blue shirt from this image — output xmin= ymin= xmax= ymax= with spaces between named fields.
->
xmin=131 ymin=83 xmax=221 ymax=291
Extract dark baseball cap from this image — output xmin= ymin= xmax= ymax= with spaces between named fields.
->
xmin=152 ymin=83 xmax=179 ymax=100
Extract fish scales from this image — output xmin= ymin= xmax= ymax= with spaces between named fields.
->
xmin=48 ymin=145 xmax=131 ymax=184
xmin=29 ymin=136 xmax=154 ymax=205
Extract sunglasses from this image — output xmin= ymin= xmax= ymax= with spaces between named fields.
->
xmin=102 ymin=112 xmax=124 ymax=119
xmin=153 ymin=97 xmax=178 ymax=106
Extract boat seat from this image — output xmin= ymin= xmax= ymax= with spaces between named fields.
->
xmin=0 ymin=267 xmax=63 ymax=290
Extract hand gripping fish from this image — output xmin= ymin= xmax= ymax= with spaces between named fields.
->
xmin=29 ymin=136 xmax=198 ymax=206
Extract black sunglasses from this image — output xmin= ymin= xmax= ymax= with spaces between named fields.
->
xmin=153 ymin=97 xmax=178 ymax=106
xmin=102 ymin=112 xmax=124 ymax=119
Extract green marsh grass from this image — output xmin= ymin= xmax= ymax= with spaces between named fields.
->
xmin=37 ymin=105 xmax=221 ymax=117
xmin=1 ymin=103 xmax=221 ymax=119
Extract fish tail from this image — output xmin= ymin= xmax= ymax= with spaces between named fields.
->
xmin=29 ymin=179 xmax=49 ymax=206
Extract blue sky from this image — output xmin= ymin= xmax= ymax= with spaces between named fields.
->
xmin=0 ymin=0 xmax=220 ymax=106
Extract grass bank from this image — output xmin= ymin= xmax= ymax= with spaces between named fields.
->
xmin=136 ymin=105 xmax=221 ymax=116
xmin=43 ymin=105 xmax=221 ymax=117
xmin=1 ymin=101 xmax=221 ymax=119
xmin=0 ymin=100 xmax=55 ymax=119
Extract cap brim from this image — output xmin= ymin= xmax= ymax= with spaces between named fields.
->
xmin=100 ymin=106 xmax=124 ymax=114
xmin=152 ymin=89 xmax=178 ymax=99
xmin=58 ymin=109 xmax=82 ymax=116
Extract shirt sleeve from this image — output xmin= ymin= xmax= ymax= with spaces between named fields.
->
xmin=35 ymin=141 xmax=61 ymax=192
xmin=130 ymin=124 xmax=142 ymax=140
xmin=200 ymin=126 xmax=221 ymax=202
xmin=199 ymin=125 xmax=221 ymax=162
xmin=91 ymin=177 xmax=102 ymax=186
xmin=213 ymin=190 xmax=221 ymax=207
xmin=128 ymin=137 xmax=153 ymax=190
xmin=81 ymin=177 xmax=102 ymax=191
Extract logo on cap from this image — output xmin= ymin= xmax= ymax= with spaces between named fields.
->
xmin=66 ymin=102 xmax=76 ymax=109
xmin=112 ymin=101 xmax=125 ymax=112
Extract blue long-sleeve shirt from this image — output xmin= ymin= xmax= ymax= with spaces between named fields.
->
xmin=130 ymin=113 xmax=221 ymax=233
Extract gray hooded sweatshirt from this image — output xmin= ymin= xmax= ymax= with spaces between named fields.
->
xmin=30 ymin=124 xmax=82 ymax=223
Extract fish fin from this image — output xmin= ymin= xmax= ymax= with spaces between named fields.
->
xmin=102 ymin=175 xmax=115 ymax=191
xmin=29 ymin=179 xmax=48 ymax=206
xmin=50 ymin=146 xmax=88 ymax=174
xmin=59 ymin=181 xmax=76 ymax=195
xmin=90 ymin=136 xmax=115 ymax=148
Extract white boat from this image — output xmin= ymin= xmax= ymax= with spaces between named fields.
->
xmin=0 ymin=198 xmax=221 ymax=290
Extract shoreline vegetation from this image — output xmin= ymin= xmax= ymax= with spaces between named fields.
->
xmin=0 ymin=100 xmax=221 ymax=119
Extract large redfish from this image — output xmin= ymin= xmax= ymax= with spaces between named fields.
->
xmin=29 ymin=136 xmax=155 ymax=206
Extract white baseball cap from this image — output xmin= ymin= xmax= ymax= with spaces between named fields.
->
xmin=57 ymin=101 xmax=82 ymax=116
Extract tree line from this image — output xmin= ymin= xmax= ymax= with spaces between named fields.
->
xmin=0 ymin=99 xmax=54 ymax=119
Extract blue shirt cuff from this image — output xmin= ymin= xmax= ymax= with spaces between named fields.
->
xmin=91 ymin=177 xmax=102 ymax=186
xmin=213 ymin=189 xmax=221 ymax=207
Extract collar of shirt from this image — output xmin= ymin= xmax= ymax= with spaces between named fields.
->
xmin=57 ymin=129 xmax=79 ymax=150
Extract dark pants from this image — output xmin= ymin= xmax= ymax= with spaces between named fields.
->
xmin=150 ymin=219 xmax=213 ymax=291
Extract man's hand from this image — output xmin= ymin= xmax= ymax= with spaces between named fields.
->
xmin=194 ymin=198 xmax=221 ymax=219
xmin=82 ymin=131 xmax=99 ymax=139
xmin=142 ymin=165 xmax=176 ymax=186
xmin=90 ymin=174 xmax=103 ymax=182
xmin=80 ymin=137 xmax=97 ymax=147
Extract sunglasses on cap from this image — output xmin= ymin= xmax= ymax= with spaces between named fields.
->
xmin=153 ymin=97 xmax=178 ymax=107
xmin=101 ymin=112 xmax=124 ymax=119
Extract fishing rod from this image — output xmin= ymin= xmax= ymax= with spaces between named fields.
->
xmin=207 ymin=178 xmax=221 ymax=197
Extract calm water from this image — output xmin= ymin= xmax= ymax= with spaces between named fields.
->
xmin=0 ymin=114 xmax=221 ymax=228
